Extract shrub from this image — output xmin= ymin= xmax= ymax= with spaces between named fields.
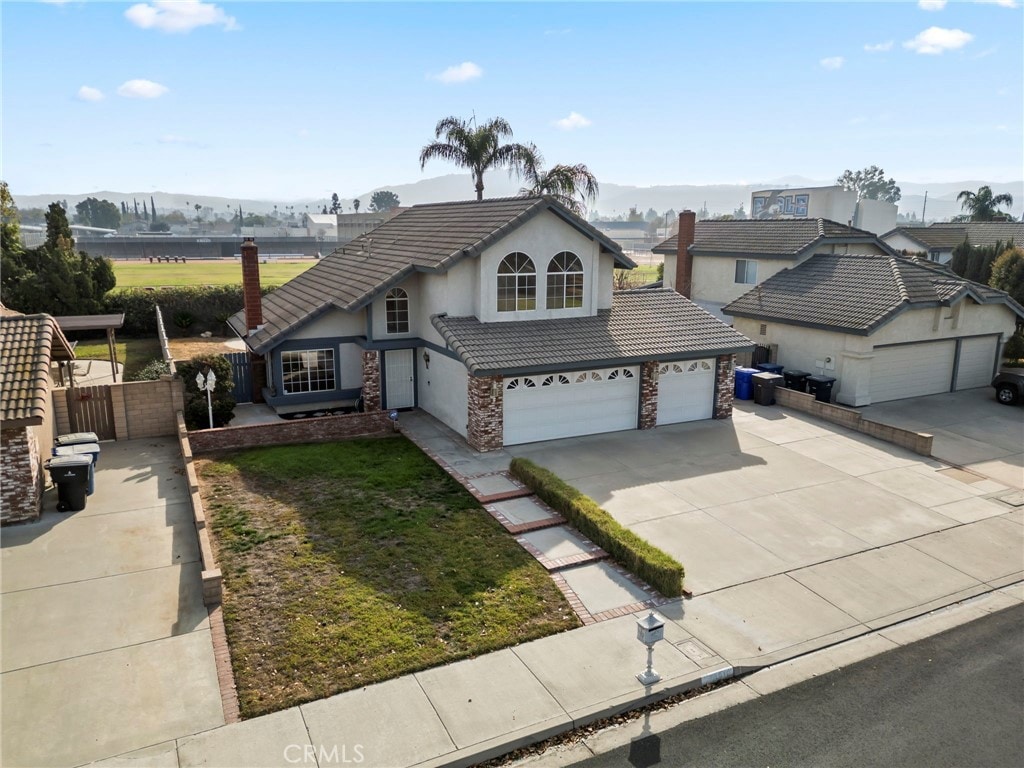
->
xmin=176 ymin=354 xmax=236 ymax=429
xmin=104 ymin=285 xmax=274 ymax=337
xmin=1003 ymin=328 xmax=1024 ymax=366
xmin=128 ymin=359 xmax=171 ymax=382
xmin=509 ymin=457 xmax=685 ymax=597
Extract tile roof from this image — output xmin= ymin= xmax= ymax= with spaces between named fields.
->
xmin=431 ymin=289 xmax=753 ymax=375
xmin=929 ymin=222 xmax=1024 ymax=249
xmin=652 ymin=218 xmax=888 ymax=258
xmin=881 ymin=226 xmax=968 ymax=250
xmin=722 ymin=254 xmax=1024 ymax=335
xmin=1 ymin=313 xmax=75 ymax=427
xmin=230 ymin=196 xmax=634 ymax=354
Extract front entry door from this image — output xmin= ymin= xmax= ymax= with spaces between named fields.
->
xmin=384 ymin=349 xmax=415 ymax=409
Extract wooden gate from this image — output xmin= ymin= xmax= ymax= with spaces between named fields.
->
xmin=224 ymin=352 xmax=253 ymax=403
xmin=65 ymin=385 xmax=116 ymax=440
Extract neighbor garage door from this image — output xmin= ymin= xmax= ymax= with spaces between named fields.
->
xmin=869 ymin=341 xmax=955 ymax=403
xmin=503 ymin=366 xmax=639 ymax=445
xmin=955 ymin=335 xmax=999 ymax=390
xmin=656 ymin=359 xmax=715 ymax=425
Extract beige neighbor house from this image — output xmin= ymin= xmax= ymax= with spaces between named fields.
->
xmin=0 ymin=306 xmax=75 ymax=524
xmin=653 ymin=213 xmax=896 ymax=322
xmin=228 ymin=196 xmax=753 ymax=450
xmin=881 ymin=221 xmax=1024 ymax=265
xmin=722 ymin=254 xmax=1024 ymax=406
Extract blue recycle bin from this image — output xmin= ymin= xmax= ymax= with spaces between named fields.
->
xmin=52 ymin=443 xmax=99 ymax=495
xmin=756 ymin=363 xmax=785 ymax=375
xmin=734 ymin=367 xmax=760 ymax=400
xmin=54 ymin=432 xmax=100 ymax=466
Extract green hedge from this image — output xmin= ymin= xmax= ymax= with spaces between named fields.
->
xmin=509 ymin=457 xmax=685 ymax=597
xmin=102 ymin=285 xmax=275 ymax=337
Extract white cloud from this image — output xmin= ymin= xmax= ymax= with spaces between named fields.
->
xmin=117 ymin=79 xmax=169 ymax=98
xmin=903 ymin=26 xmax=974 ymax=54
xmin=554 ymin=112 xmax=592 ymax=130
xmin=819 ymin=56 xmax=845 ymax=70
xmin=430 ymin=62 xmax=483 ymax=84
xmin=125 ymin=1 xmax=237 ymax=33
xmin=864 ymin=40 xmax=894 ymax=52
xmin=918 ymin=0 xmax=947 ymax=10
xmin=976 ymin=0 xmax=1018 ymax=7
xmin=77 ymin=85 xmax=104 ymax=102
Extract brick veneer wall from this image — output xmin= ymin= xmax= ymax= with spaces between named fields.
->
xmin=1 ymin=427 xmax=43 ymax=524
xmin=361 ymin=350 xmax=381 ymax=411
xmin=467 ymin=375 xmax=503 ymax=452
xmin=639 ymin=361 xmax=658 ymax=429
xmin=713 ymin=354 xmax=736 ymax=420
xmin=187 ymin=410 xmax=393 ymax=453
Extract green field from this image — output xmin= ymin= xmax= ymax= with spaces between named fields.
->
xmin=111 ymin=260 xmax=316 ymax=289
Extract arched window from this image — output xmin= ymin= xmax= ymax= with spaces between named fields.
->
xmin=546 ymin=252 xmax=584 ymax=309
xmin=497 ymin=252 xmax=536 ymax=312
xmin=385 ymin=287 xmax=409 ymax=334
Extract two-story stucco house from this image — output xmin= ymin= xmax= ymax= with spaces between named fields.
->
xmin=228 ymin=196 xmax=753 ymax=451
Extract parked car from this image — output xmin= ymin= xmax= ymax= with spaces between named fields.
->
xmin=991 ymin=370 xmax=1024 ymax=405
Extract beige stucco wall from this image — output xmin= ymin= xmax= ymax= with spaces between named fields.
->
xmin=417 ymin=349 xmax=468 ymax=437
xmin=288 ymin=306 xmax=365 ymax=341
xmin=692 ymin=258 xmax=794 ymax=306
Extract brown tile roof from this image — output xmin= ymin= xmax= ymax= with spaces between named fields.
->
xmin=1 ymin=313 xmax=75 ymax=427
xmin=431 ymin=289 xmax=753 ymax=376
xmin=652 ymin=218 xmax=891 ymax=259
xmin=929 ymin=222 xmax=1024 ymax=248
xmin=230 ymin=196 xmax=634 ymax=354
xmin=722 ymin=254 xmax=1024 ymax=335
xmin=881 ymin=226 xmax=969 ymax=250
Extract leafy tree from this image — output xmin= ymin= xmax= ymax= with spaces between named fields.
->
xmin=74 ymin=197 xmax=121 ymax=229
xmin=150 ymin=196 xmax=156 ymax=220
xmin=1 ymin=181 xmax=21 ymax=255
xmin=18 ymin=206 xmax=46 ymax=225
xmin=733 ymin=204 xmax=748 ymax=220
xmin=369 ymin=190 xmax=400 ymax=213
xmin=149 ymin=221 xmax=171 ymax=232
xmin=163 ymin=210 xmax=187 ymax=226
xmin=329 ymin=193 xmax=342 ymax=214
xmin=956 ymin=186 xmax=1014 ymax=222
xmin=193 ymin=203 xmax=202 ymax=224
xmin=627 ymin=206 xmax=643 ymax=222
xmin=176 ymin=355 xmax=236 ymax=430
xmin=644 ymin=207 xmax=658 ymax=222
xmin=243 ymin=214 xmax=266 ymax=226
xmin=951 ymin=238 xmax=1010 ymax=285
xmin=836 ymin=165 xmax=901 ymax=203
xmin=518 ymin=145 xmax=599 ymax=216
xmin=419 ymin=115 xmax=533 ymax=201
xmin=353 ymin=198 xmax=361 ymax=213
xmin=989 ymin=246 xmax=1024 ymax=306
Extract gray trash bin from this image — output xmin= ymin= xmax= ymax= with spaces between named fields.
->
xmin=46 ymin=455 xmax=92 ymax=512
xmin=54 ymin=432 xmax=101 ymax=466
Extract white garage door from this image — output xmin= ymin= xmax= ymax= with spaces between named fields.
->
xmin=955 ymin=336 xmax=998 ymax=390
xmin=869 ymin=341 xmax=955 ymax=403
xmin=656 ymin=359 xmax=715 ymax=425
xmin=503 ymin=367 xmax=639 ymax=445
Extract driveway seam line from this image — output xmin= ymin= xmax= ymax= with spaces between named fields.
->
xmin=0 ymin=560 xmax=201 ymax=595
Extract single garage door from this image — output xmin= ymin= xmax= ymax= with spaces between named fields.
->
xmin=656 ymin=359 xmax=715 ymax=425
xmin=955 ymin=335 xmax=999 ymax=390
xmin=503 ymin=366 xmax=639 ymax=445
xmin=869 ymin=341 xmax=955 ymax=403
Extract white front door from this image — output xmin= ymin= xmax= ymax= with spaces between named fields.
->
xmin=656 ymin=359 xmax=715 ymax=425
xmin=384 ymin=349 xmax=415 ymax=409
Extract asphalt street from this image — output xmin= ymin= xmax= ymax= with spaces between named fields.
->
xmin=579 ymin=604 xmax=1024 ymax=768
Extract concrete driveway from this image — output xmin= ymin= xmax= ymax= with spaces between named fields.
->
xmin=508 ymin=401 xmax=1023 ymax=600
xmin=862 ymin=386 xmax=1024 ymax=490
xmin=1 ymin=438 xmax=224 ymax=768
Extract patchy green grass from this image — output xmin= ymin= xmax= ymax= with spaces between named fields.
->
xmin=111 ymin=260 xmax=315 ymax=289
xmin=196 ymin=438 xmax=579 ymax=718
xmin=69 ymin=336 xmax=163 ymax=380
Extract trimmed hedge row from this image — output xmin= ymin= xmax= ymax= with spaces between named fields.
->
xmin=102 ymin=285 xmax=275 ymax=337
xmin=509 ymin=457 xmax=685 ymax=597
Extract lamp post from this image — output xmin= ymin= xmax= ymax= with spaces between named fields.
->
xmin=635 ymin=610 xmax=666 ymax=685
xmin=195 ymin=365 xmax=217 ymax=430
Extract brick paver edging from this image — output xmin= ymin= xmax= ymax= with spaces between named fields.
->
xmin=515 ymin=531 xmax=609 ymax=572
xmin=207 ymin=605 xmax=241 ymax=724
xmin=482 ymin=500 xmax=566 ymax=535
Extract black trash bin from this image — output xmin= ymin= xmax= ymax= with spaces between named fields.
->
xmin=46 ymin=455 xmax=92 ymax=512
xmin=806 ymin=375 xmax=837 ymax=403
xmin=752 ymin=372 xmax=784 ymax=405
xmin=783 ymin=370 xmax=810 ymax=392
xmin=52 ymin=443 xmax=99 ymax=495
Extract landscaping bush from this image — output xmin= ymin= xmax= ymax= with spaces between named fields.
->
xmin=176 ymin=354 xmax=236 ymax=429
xmin=509 ymin=457 xmax=685 ymax=597
xmin=127 ymin=359 xmax=171 ymax=382
xmin=1003 ymin=328 xmax=1024 ymax=367
xmin=104 ymin=285 xmax=274 ymax=336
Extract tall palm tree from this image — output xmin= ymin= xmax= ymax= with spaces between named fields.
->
xmin=419 ymin=115 xmax=533 ymax=201
xmin=518 ymin=144 xmax=599 ymax=216
xmin=956 ymin=186 xmax=1014 ymax=221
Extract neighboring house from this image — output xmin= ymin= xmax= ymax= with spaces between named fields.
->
xmin=228 ymin=196 xmax=752 ymax=450
xmin=1 ymin=307 xmax=75 ymax=524
xmin=722 ymin=254 xmax=1024 ymax=406
xmin=303 ymin=213 xmax=339 ymax=241
xmin=881 ymin=222 xmax=1023 ymax=265
xmin=335 ymin=210 xmax=404 ymax=243
xmin=653 ymin=214 xmax=895 ymax=321
xmin=750 ymin=185 xmax=897 ymax=235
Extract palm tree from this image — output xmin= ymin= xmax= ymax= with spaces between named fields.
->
xmin=956 ymin=186 xmax=1014 ymax=221
xmin=518 ymin=144 xmax=599 ymax=216
xmin=419 ymin=115 xmax=533 ymax=201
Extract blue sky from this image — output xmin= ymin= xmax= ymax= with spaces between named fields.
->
xmin=3 ymin=1 xmax=1021 ymax=200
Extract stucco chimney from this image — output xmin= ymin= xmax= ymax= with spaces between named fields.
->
xmin=675 ymin=210 xmax=696 ymax=298
xmin=240 ymin=237 xmax=263 ymax=333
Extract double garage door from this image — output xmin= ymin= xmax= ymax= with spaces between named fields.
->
xmin=503 ymin=360 xmax=716 ymax=445
xmin=869 ymin=335 xmax=999 ymax=404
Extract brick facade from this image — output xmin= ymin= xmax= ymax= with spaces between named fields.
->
xmin=466 ymin=375 xmax=503 ymax=452
xmin=713 ymin=354 xmax=735 ymax=420
xmin=361 ymin=350 xmax=381 ymax=411
xmin=1 ymin=427 xmax=43 ymax=524
xmin=187 ymin=410 xmax=392 ymax=453
xmin=638 ymin=361 xmax=658 ymax=429
xmin=240 ymin=239 xmax=263 ymax=333
xmin=675 ymin=210 xmax=696 ymax=298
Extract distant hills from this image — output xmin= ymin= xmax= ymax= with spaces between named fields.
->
xmin=11 ymin=175 xmax=1022 ymax=224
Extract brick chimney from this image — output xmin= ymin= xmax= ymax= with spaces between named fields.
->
xmin=675 ymin=210 xmax=696 ymax=298
xmin=240 ymin=237 xmax=263 ymax=333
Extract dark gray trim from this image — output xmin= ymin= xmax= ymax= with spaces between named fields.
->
xmin=273 ymin=336 xmax=362 ymax=353
xmin=467 ymin=349 xmax=752 ymax=378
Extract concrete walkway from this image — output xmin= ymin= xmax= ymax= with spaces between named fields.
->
xmin=0 ymin=439 xmax=224 ymax=768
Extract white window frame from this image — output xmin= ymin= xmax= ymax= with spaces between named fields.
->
xmin=385 ymin=287 xmax=410 ymax=334
xmin=497 ymin=252 xmax=537 ymax=312
xmin=735 ymin=259 xmax=757 ymax=284
xmin=546 ymin=251 xmax=584 ymax=309
xmin=279 ymin=348 xmax=336 ymax=394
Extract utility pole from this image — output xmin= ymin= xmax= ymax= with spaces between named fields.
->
xmin=921 ymin=191 xmax=928 ymax=224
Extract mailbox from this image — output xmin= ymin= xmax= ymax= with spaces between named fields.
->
xmin=636 ymin=612 xmax=665 ymax=646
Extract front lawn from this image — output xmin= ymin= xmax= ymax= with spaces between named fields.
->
xmin=70 ymin=336 xmax=163 ymax=380
xmin=196 ymin=438 xmax=579 ymax=718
